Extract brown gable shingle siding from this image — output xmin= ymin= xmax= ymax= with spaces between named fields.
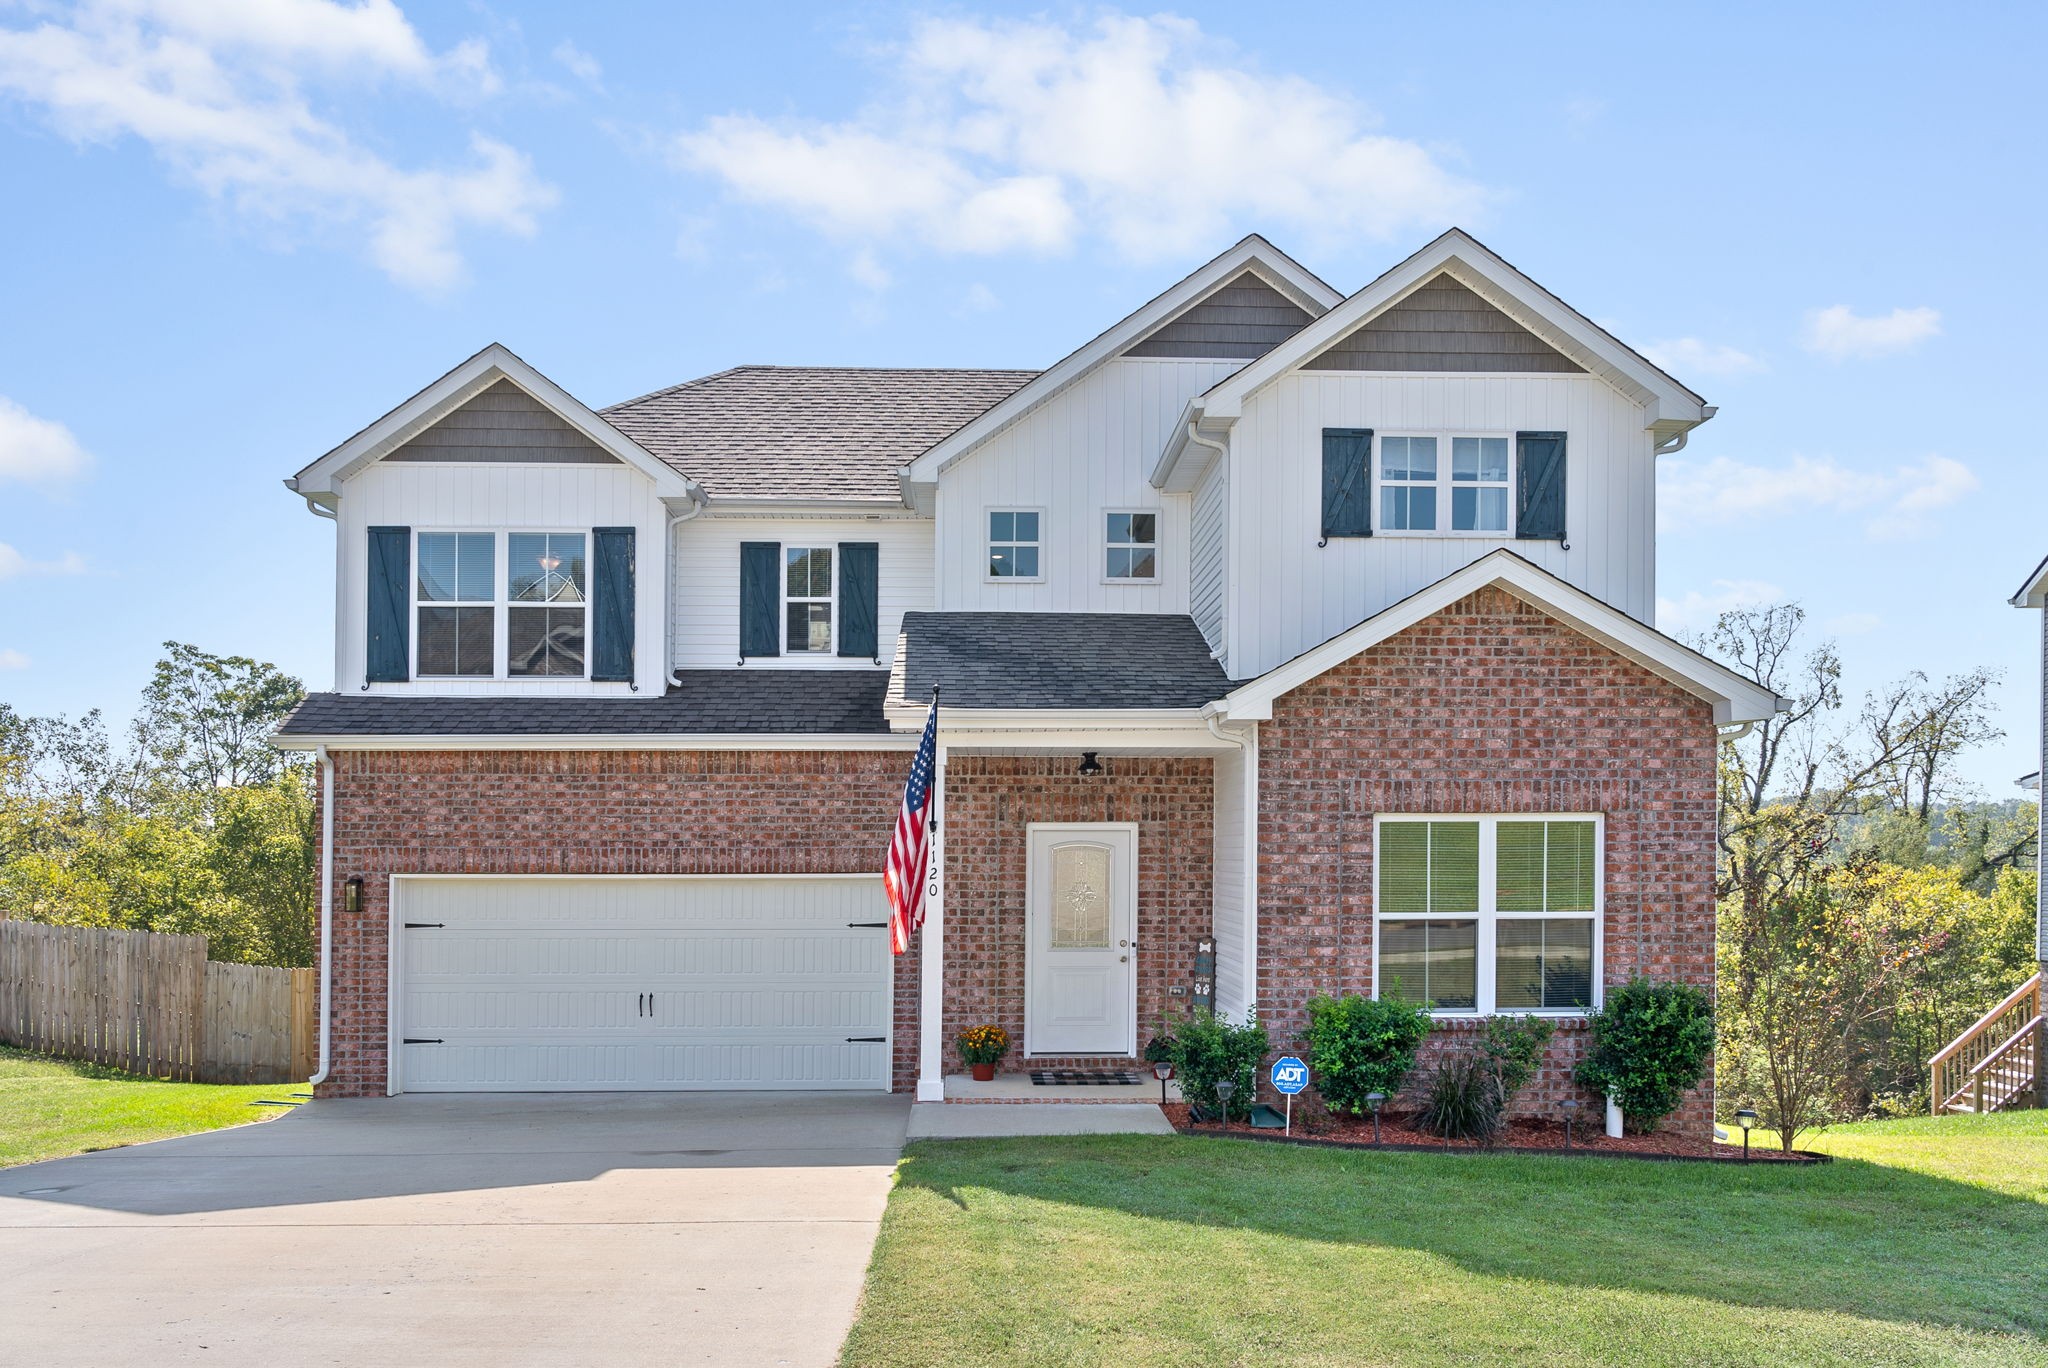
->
xmin=1121 ymin=269 xmax=1315 ymax=359
xmin=385 ymin=378 xmax=620 ymax=464
xmin=1305 ymin=272 xmax=1586 ymax=373
xmin=601 ymin=366 xmax=1037 ymax=502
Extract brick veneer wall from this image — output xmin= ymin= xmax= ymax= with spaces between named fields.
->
xmin=904 ymin=756 xmax=1214 ymax=1090
xmin=1255 ymin=585 xmax=1721 ymax=1134
xmin=317 ymin=749 xmax=906 ymax=1097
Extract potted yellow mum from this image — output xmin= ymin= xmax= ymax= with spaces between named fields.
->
xmin=957 ymin=1024 xmax=1011 ymax=1081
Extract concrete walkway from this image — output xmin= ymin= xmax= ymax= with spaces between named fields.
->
xmin=907 ymin=1102 xmax=1174 ymax=1138
xmin=0 ymin=1091 xmax=910 ymax=1368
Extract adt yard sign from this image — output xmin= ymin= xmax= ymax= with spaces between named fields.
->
xmin=1270 ymin=1056 xmax=1308 ymax=1133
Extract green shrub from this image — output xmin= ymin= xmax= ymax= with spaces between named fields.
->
xmin=1170 ymin=1009 xmax=1268 ymax=1121
xmin=1301 ymin=991 xmax=1433 ymax=1115
xmin=1574 ymin=978 xmax=1714 ymax=1132
xmin=1417 ymin=1016 xmax=1555 ymax=1146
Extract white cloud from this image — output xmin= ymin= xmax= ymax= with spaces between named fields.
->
xmin=673 ymin=13 xmax=1484 ymax=266
xmin=1656 ymin=578 xmax=1785 ymax=633
xmin=0 ymin=0 xmax=553 ymax=290
xmin=1801 ymin=304 xmax=1941 ymax=360
xmin=957 ymin=282 xmax=1000 ymax=314
xmin=0 ymin=397 xmax=93 ymax=486
xmin=0 ymin=649 xmax=28 ymax=671
xmin=848 ymin=249 xmax=891 ymax=292
xmin=1826 ymin=612 xmax=1884 ymax=637
xmin=552 ymin=39 xmax=601 ymax=89
xmin=1659 ymin=452 xmax=1978 ymax=540
xmin=1640 ymin=337 xmax=1764 ymax=377
xmin=0 ymin=543 xmax=87 ymax=579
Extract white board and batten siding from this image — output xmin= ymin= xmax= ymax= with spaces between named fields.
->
xmin=392 ymin=875 xmax=893 ymax=1092
xmin=934 ymin=357 xmax=1243 ymax=614
xmin=1226 ymin=373 xmax=1659 ymax=680
xmin=335 ymin=462 xmax=670 ymax=694
xmin=1190 ymin=459 xmax=1228 ymax=652
xmin=670 ymin=515 xmax=934 ymax=670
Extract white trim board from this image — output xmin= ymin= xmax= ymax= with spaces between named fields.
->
xmin=1212 ymin=549 xmax=1787 ymax=727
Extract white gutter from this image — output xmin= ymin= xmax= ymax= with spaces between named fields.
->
xmin=274 ymin=731 xmax=920 ymax=752
xmin=665 ymin=489 xmax=708 ymax=688
xmin=310 ymin=745 xmax=335 ymax=1087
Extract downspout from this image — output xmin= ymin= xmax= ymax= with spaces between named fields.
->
xmin=665 ymin=486 xmax=708 ymax=688
xmin=309 ymin=745 xmax=335 ymax=1087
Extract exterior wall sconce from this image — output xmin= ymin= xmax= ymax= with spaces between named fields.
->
xmin=343 ymin=876 xmax=364 ymax=914
xmin=1077 ymin=752 xmax=1103 ymax=776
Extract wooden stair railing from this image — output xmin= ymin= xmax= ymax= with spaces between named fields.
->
xmin=1930 ymin=973 xmax=2041 ymax=1114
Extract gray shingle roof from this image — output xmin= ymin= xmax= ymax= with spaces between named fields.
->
xmin=276 ymin=670 xmax=891 ymax=737
xmin=601 ymin=366 xmax=1039 ymax=502
xmin=893 ymin=613 xmax=1230 ymax=709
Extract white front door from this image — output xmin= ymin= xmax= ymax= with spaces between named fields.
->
xmin=1025 ymin=824 xmax=1137 ymax=1056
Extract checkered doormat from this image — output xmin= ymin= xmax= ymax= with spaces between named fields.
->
xmin=1029 ymin=1069 xmax=1143 ymax=1086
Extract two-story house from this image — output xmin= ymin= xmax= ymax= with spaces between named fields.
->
xmin=275 ymin=229 xmax=1782 ymax=1132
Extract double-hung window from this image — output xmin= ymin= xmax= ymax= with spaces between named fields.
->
xmin=1378 ymin=434 xmax=1513 ymax=535
xmin=416 ymin=532 xmax=495 ymax=676
xmin=1375 ymin=815 xmax=1600 ymax=1015
xmin=507 ymin=532 xmax=587 ymax=676
xmin=785 ymin=546 xmax=834 ymax=652
xmin=1104 ymin=511 xmax=1157 ymax=581
xmin=987 ymin=510 xmax=1041 ymax=580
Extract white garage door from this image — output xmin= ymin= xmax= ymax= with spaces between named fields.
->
xmin=393 ymin=876 xmax=893 ymax=1092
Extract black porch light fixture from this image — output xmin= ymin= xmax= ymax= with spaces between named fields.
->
xmin=1078 ymin=751 xmax=1103 ymax=776
xmin=1367 ymin=1091 xmax=1386 ymax=1145
xmin=1734 ymin=1107 xmax=1758 ymax=1163
xmin=343 ymin=876 xmax=364 ymax=914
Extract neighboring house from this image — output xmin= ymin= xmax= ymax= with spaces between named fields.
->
xmin=274 ymin=229 xmax=1783 ymax=1133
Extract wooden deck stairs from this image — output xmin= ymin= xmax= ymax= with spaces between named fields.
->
xmin=1930 ymin=973 xmax=2042 ymax=1115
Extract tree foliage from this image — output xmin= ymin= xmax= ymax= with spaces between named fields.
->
xmin=0 ymin=644 xmax=313 ymax=967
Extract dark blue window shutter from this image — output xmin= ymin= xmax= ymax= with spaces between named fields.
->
xmin=591 ymin=527 xmax=636 ymax=682
xmin=838 ymin=542 xmax=879 ymax=660
xmin=739 ymin=542 xmax=781 ymax=659
xmin=1515 ymin=432 xmax=1568 ymax=542
xmin=366 ymin=526 xmax=410 ymax=682
xmin=1321 ymin=428 xmax=1373 ymax=541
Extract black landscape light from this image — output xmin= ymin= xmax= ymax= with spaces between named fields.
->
xmin=1734 ymin=1107 xmax=1758 ymax=1162
xmin=1214 ymin=1078 xmax=1236 ymax=1126
xmin=1153 ymin=1059 xmax=1173 ymax=1105
xmin=1560 ymin=1098 xmax=1580 ymax=1149
xmin=1367 ymin=1091 xmax=1386 ymax=1145
xmin=1078 ymin=751 xmax=1103 ymax=776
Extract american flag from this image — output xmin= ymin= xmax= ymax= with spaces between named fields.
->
xmin=885 ymin=691 xmax=940 ymax=955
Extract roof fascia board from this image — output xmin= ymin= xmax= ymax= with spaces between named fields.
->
xmin=273 ymin=731 xmax=915 ymax=752
xmin=291 ymin=343 xmax=695 ymax=500
xmin=901 ymin=237 xmax=1343 ymax=484
xmin=2010 ymin=551 xmax=2048 ymax=606
xmin=881 ymin=705 xmax=1213 ymax=730
xmin=1218 ymin=550 xmax=1783 ymax=726
xmin=702 ymin=497 xmax=925 ymax=518
xmin=1199 ymin=230 xmax=1706 ymax=428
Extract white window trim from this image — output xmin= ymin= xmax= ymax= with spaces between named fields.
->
xmin=1374 ymin=433 xmax=1517 ymax=539
xmin=983 ymin=506 xmax=1047 ymax=585
xmin=1101 ymin=507 xmax=1162 ymax=586
xmin=411 ymin=528 xmax=595 ymax=682
xmin=1369 ymin=813 xmax=1605 ymax=1018
xmin=779 ymin=542 xmax=839 ymax=660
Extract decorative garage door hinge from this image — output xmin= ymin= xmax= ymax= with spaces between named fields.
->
xmin=402 ymin=1037 xmax=444 ymax=1044
xmin=403 ymin=922 xmax=445 ymax=929
xmin=846 ymin=921 xmax=887 ymax=928
xmin=844 ymin=1036 xmax=886 ymax=1043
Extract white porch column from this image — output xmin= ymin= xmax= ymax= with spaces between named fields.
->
xmin=915 ymin=742 xmax=949 ymax=1102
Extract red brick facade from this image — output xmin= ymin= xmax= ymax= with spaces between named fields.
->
xmin=1255 ymin=585 xmax=1720 ymax=1133
xmin=316 ymin=749 xmax=906 ymax=1097
xmin=908 ymin=756 xmax=1214 ymax=1089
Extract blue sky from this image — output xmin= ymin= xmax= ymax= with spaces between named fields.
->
xmin=0 ymin=1 xmax=2040 ymax=793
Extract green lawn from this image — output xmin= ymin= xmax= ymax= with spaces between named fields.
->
xmin=842 ymin=1112 xmax=2048 ymax=1368
xmin=0 ymin=1045 xmax=291 ymax=1169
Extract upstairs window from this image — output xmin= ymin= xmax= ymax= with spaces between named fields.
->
xmin=415 ymin=532 xmax=494 ymax=677
xmin=1378 ymin=434 xmax=1514 ymax=535
xmin=508 ymin=532 xmax=586 ymax=676
xmin=987 ymin=510 xmax=1042 ymax=580
xmin=785 ymin=546 xmax=833 ymax=652
xmin=1104 ymin=511 xmax=1157 ymax=581
xmin=1375 ymin=815 xmax=1600 ymax=1015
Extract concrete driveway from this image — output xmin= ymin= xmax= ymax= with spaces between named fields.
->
xmin=0 ymin=1092 xmax=910 ymax=1368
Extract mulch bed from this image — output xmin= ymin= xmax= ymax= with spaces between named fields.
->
xmin=1161 ymin=1103 xmax=1828 ymax=1163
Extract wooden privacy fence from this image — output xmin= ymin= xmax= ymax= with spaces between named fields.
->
xmin=0 ymin=920 xmax=315 ymax=1084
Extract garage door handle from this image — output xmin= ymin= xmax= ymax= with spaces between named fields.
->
xmin=403 ymin=1038 xmax=443 ymax=1045
xmin=847 ymin=921 xmax=887 ymax=928
xmin=403 ymin=922 xmax=444 ymax=929
xmin=845 ymin=1036 xmax=886 ymax=1043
